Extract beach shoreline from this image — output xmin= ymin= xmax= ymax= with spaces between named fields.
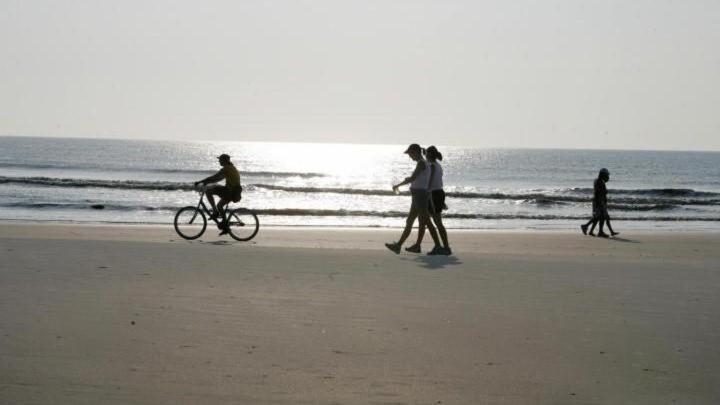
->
xmin=1 ymin=223 xmax=719 ymax=403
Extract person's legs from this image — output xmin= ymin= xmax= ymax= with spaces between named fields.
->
xmin=605 ymin=215 xmax=619 ymax=236
xmin=433 ymin=213 xmax=450 ymax=249
xmin=410 ymin=197 xmax=439 ymax=250
xmin=421 ymin=212 xmax=440 ymax=248
xmin=588 ymin=217 xmax=598 ymax=235
xmin=205 ymin=186 xmax=222 ymax=216
xmin=597 ymin=217 xmax=609 ymax=237
xmin=397 ymin=209 xmax=418 ymax=246
xmin=217 ymin=197 xmax=231 ymax=234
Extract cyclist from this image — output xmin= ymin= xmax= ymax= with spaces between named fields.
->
xmin=194 ymin=154 xmax=242 ymax=235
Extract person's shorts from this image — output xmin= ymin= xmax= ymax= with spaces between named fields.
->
xmin=410 ymin=189 xmax=429 ymax=212
xmin=593 ymin=204 xmax=609 ymax=220
xmin=428 ymin=189 xmax=447 ymax=215
xmin=208 ymin=185 xmax=242 ymax=203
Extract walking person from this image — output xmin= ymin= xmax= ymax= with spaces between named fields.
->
xmin=385 ymin=144 xmax=441 ymax=254
xmin=407 ymin=145 xmax=451 ymax=255
xmin=580 ymin=168 xmax=619 ymax=238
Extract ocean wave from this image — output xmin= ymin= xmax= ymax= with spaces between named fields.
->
xmin=0 ymin=163 xmax=325 ymax=178
xmin=0 ymin=176 xmax=196 ymax=191
xmin=1 ymin=202 xmax=718 ymax=221
xmin=567 ymin=187 xmax=720 ymax=198
xmin=254 ymin=184 xmax=720 ymax=206
xmin=3 ymin=176 xmax=720 ymax=207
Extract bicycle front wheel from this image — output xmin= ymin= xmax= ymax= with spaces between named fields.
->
xmin=226 ymin=208 xmax=259 ymax=241
xmin=174 ymin=206 xmax=207 ymax=240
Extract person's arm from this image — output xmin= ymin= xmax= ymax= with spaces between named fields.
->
xmin=393 ymin=161 xmax=426 ymax=190
xmin=427 ymin=163 xmax=436 ymax=191
xmin=599 ymin=181 xmax=608 ymax=208
xmin=195 ymin=169 xmax=225 ymax=186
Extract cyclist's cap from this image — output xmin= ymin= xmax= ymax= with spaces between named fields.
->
xmin=404 ymin=144 xmax=421 ymax=154
xmin=217 ymin=154 xmax=231 ymax=162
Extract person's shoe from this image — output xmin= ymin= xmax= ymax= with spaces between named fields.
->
xmin=588 ymin=231 xmax=595 ymax=236
xmin=427 ymin=246 xmax=444 ymax=255
xmin=597 ymin=232 xmax=609 ymax=238
xmin=405 ymin=244 xmax=421 ymax=253
xmin=385 ymin=242 xmax=401 ymax=254
xmin=581 ymin=224 xmax=588 ymax=235
xmin=443 ymin=247 xmax=452 ymax=256
xmin=611 ymin=231 xmax=620 ymax=236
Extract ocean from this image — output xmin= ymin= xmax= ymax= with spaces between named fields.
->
xmin=1 ymin=136 xmax=719 ymax=230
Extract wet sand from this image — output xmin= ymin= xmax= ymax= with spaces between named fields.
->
xmin=1 ymin=224 xmax=719 ymax=404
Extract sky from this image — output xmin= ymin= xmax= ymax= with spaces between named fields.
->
xmin=1 ymin=0 xmax=719 ymax=150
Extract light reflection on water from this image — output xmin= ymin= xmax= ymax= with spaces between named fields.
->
xmin=1 ymin=137 xmax=719 ymax=229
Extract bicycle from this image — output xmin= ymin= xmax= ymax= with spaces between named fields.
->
xmin=173 ymin=185 xmax=259 ymax=241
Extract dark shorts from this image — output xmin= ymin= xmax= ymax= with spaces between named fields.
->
xmin=209 ymin=185 xmax=242 ymax=203
xmin=428 ymin=190 xmax=447 ymax=215
xmin=410 ymin=189 xmax=429 ymax=212
xmin=592 ymin=201 xmax=608 ymax=220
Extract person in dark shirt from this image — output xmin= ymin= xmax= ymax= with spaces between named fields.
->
xmin=581 ymin=168 xmax=619 ymax=238
xmin=194 ymin=154 xmax=242 ymax=235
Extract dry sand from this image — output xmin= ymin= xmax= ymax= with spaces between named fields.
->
xmin=1 ymin=223 xmax=719 ymax=404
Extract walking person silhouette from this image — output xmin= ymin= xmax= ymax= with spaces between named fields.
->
xmin=581 ymin=168 xmax=619 ymax=238
xmin=407 ymin=146 xmax=451 ymax=255
xmin=385 ymin=144 xmax=441 ymax=254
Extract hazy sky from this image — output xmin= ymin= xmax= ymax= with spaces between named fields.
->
xmin=1 ymin=0 xmax=719 ymax=150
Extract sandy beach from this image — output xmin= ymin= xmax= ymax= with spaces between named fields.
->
xmin=1 ymin=223 xmax=719 ymax=404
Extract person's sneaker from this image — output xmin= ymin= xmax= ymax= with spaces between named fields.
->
xmin=385 ymin=242 xmax=401 ymax=254
xmin=597 ymin=232 xmax=609 ymax=238
xmin=405 ymin=244 xmax=421 ymax=253
xmin=611 ymin=231 xmax=620 ymax=236
xmin=581 ymin=224 xmax=588 ymax=235
xmin=427 ymin=246 xmax=444 ymax=255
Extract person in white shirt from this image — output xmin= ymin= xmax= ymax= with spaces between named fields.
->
xmin=385 ymin=144 xmax=441 ymax=254
xmin=409 ymin=145 xmax=451 ymax=255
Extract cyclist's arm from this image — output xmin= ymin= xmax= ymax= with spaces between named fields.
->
xmin=197 ymin=169 xmax=225 ymax=185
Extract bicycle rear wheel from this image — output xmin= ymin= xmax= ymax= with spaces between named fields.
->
xmin=174 ymin=206 xmax=207 ymax=240
xmin=226 ymin=208 xmax=259 ymax=241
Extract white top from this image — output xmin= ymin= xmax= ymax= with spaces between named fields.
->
xmin=410 ymin=159 xmax=430 ymax=190
xmin=428 ymin=161 xmax=443 ymax=191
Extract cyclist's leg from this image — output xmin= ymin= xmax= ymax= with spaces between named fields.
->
xmin=205 ymin=185 xmax=222 ymax=215
xmin=218 ymin=198 xmax=229 ymax=220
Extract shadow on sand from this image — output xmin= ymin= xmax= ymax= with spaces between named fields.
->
xmin=405 ymin=254 xmax=463 ymax=270
xmin=587 ymin=235 xmax=640 ymax=244
xmin=608 ymin=236 xmax=641 ymax=244
xmin=199 ymin=240 xmax=233 ymax=246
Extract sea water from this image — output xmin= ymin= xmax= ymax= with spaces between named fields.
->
xmin=1 ymin=136 xmax=719 ymax=230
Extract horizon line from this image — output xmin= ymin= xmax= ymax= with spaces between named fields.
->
xmin=1 ymin=133 xmax=719 ymax=154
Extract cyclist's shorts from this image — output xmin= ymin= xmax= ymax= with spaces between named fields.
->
xmin=212 ymin=185 xmax=242 ymax=203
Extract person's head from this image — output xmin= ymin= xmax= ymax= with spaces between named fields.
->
xmin=218 ymin=153 xmax=231 ymax=166
xmin=599 ymin=168 xmax=610 ymax=182
xmin=403 ymin=143 xmax=424 ymax=161
xmin=426 ymin=145 xmax=443 ymax=162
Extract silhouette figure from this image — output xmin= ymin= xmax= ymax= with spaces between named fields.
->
xmin=581 ymin=168 xmax=619 ymax=238
xmin=385 ymin=144 xmax=441 ymax=254
xmin=194 ymin=154 xmax=242 ymax=235
xmin=409 ymin=146 xmax=451 ymax=255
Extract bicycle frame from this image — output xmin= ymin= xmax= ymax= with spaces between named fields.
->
xmin=191 ymin=189 xmax=228 ymax=226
